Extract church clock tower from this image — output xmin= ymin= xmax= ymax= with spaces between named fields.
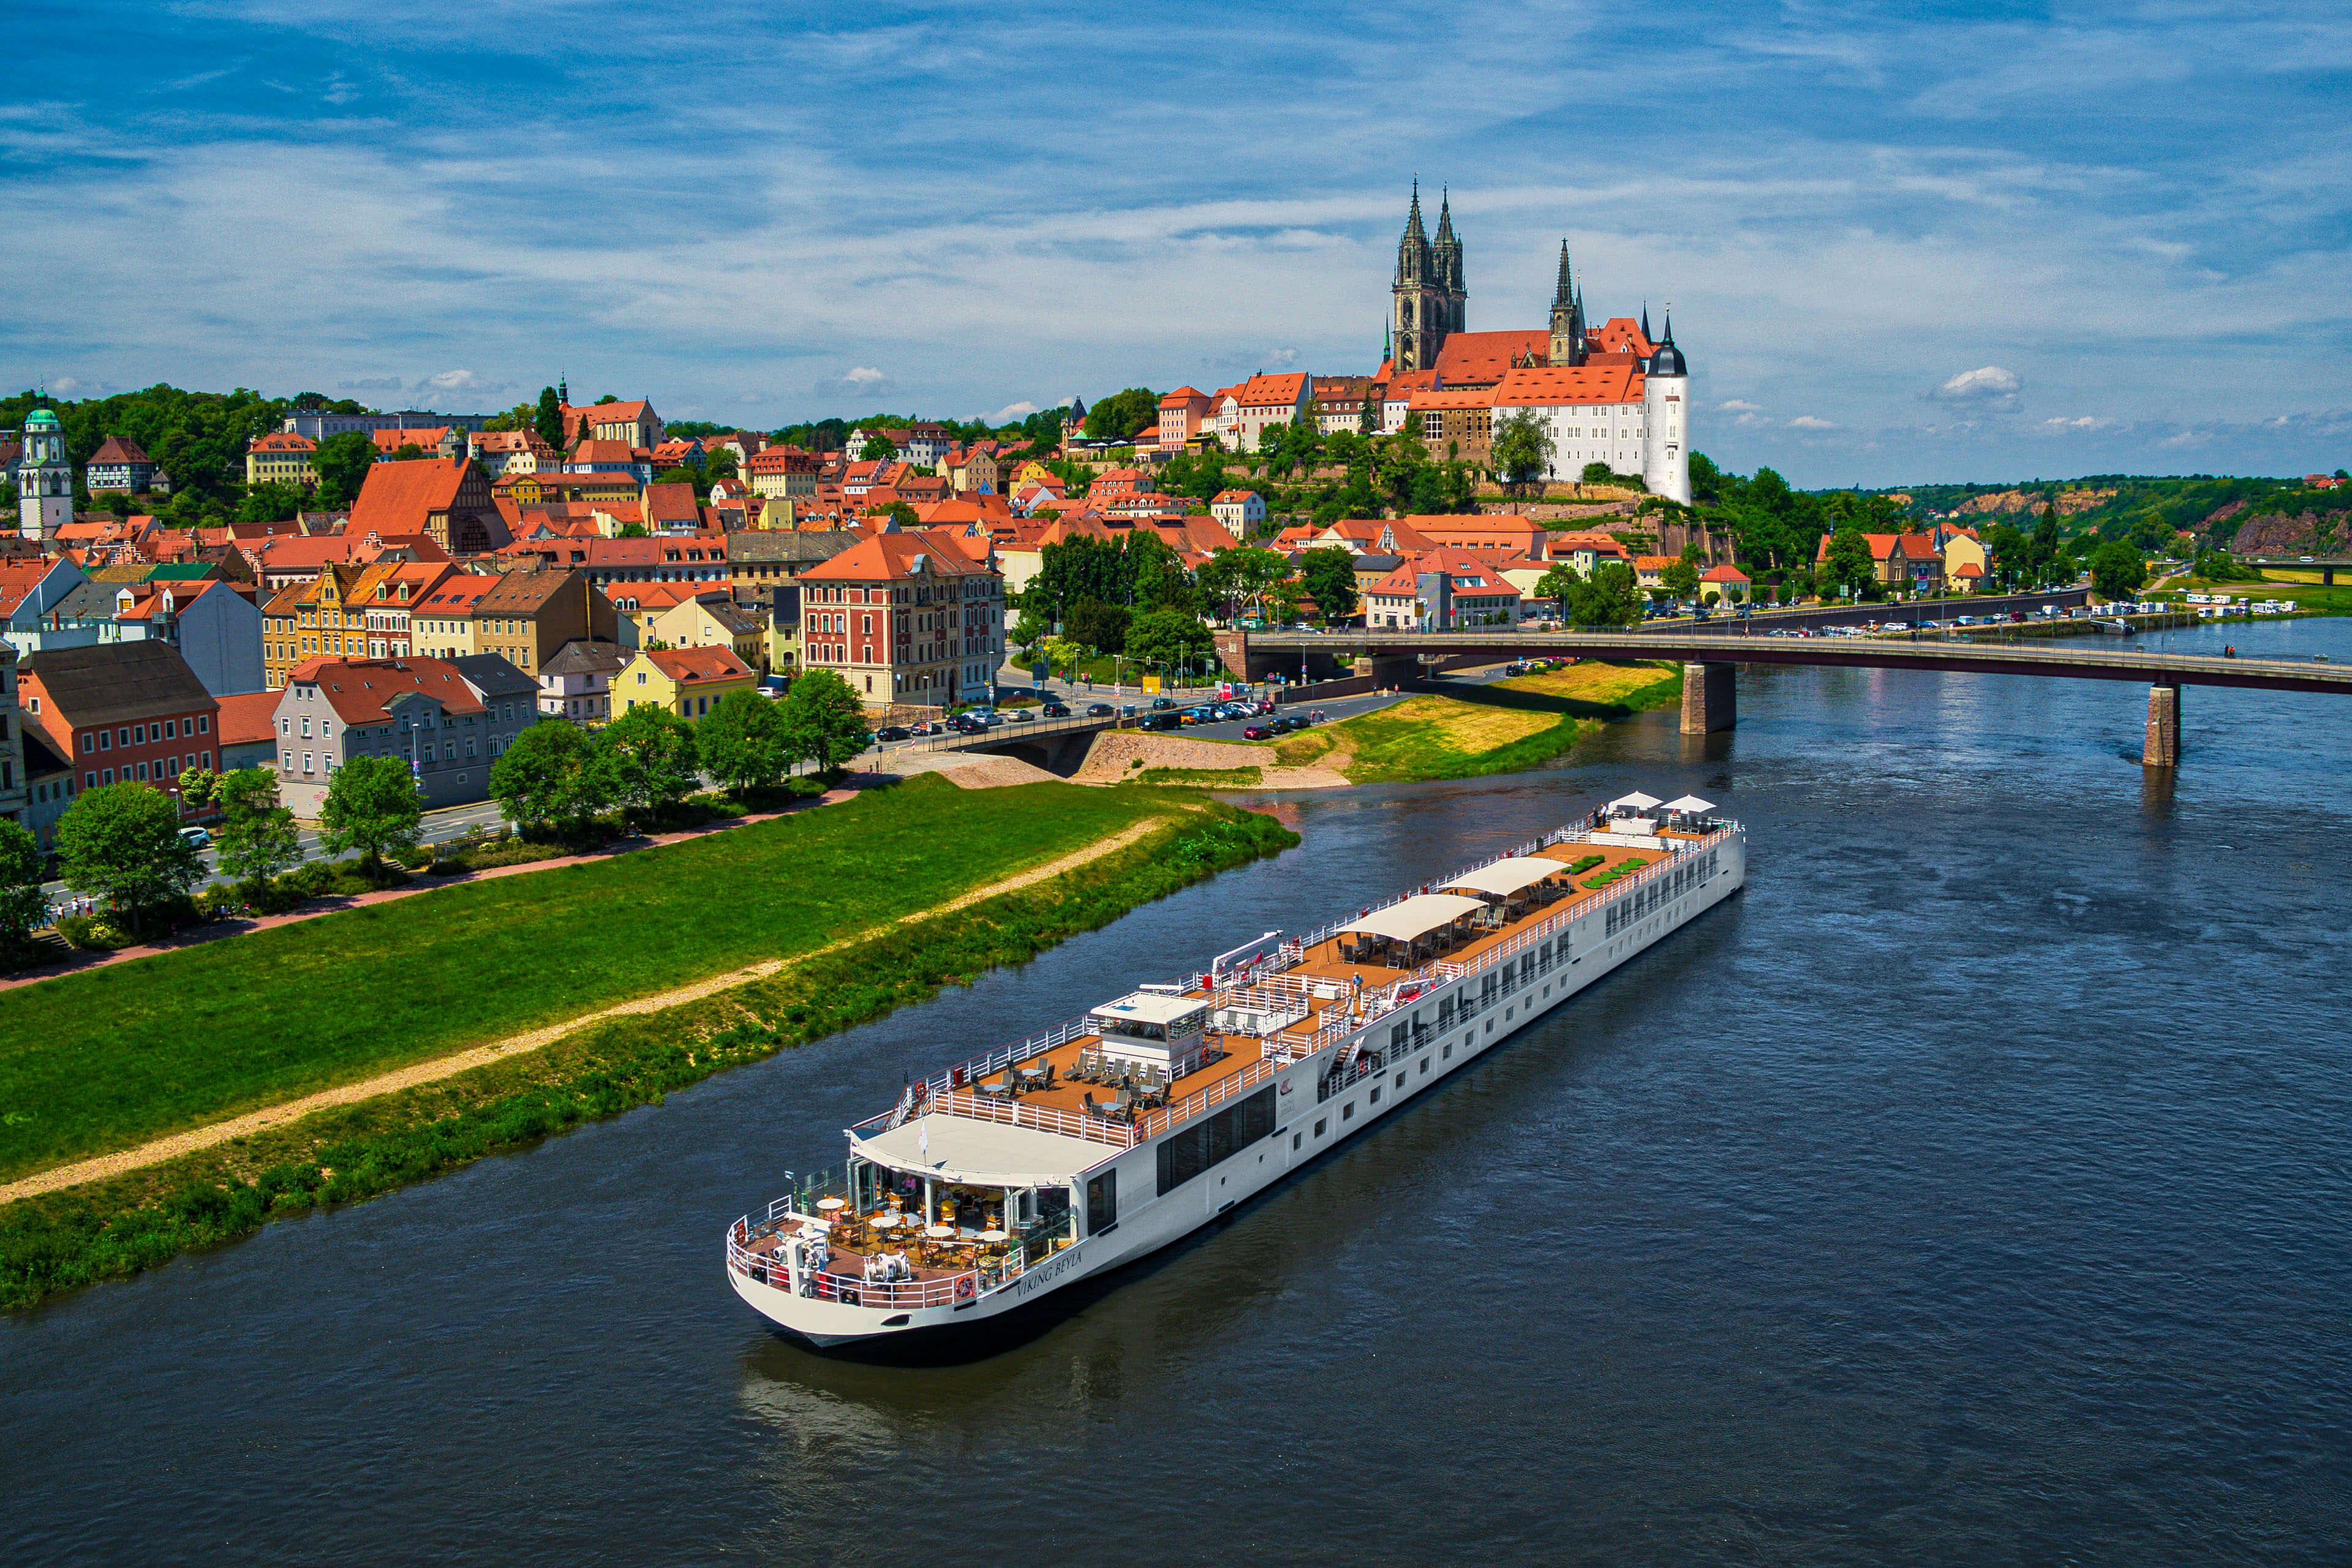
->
xmin=17 ymin=407 xmax=73 ymax=541
xmin=1547 ymin=242 xmax=1588 ymax=368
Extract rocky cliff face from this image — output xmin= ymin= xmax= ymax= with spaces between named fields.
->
xmin=2227 ymin=510 xmax=2348 ymax=554
xmin=1951 ymin=487 xmax=2116 ymax=518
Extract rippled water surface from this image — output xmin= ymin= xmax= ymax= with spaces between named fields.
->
xmin=7 ymin=619 xmax=2350 ymax=1566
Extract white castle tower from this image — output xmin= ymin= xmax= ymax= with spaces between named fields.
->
xmin=17 ymin=407 xmax=73 ymax=541
xmin=1642 ymin=314 xmax=1691 ymax=504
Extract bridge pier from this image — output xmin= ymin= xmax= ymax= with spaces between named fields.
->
xmin=1679 ymin=662 xmax=1736 ymax=735
xmin=1352 ymin=654 xmax=1420 ymax=690
xmin=2143 ymin=682 xmax=2182 ymax=767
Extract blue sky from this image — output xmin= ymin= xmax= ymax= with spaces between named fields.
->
xmin=2 ymin=1 xmax=2347 ymax=486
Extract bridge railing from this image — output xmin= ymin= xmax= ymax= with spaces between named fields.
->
xmin=883 ymin=712 xmax=1130 ymax=756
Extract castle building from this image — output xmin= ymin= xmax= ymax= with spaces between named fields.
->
xmin=17 ymin=409 xmax=74 ymax=542
xmin=1377 ymin=190 xmax=1693 ymax=504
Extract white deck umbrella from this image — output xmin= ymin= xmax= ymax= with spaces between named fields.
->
xmin=1607 ymin=791 xmax=1663 ymax=812
xmin=1339 ymin=894 xmax=1485 ymax=944
xmin=1659 ymin=795 xmax=1716 ymax=814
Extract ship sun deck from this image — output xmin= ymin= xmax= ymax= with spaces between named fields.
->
xmin=730 ymin=802 xmax=1741 ymax=1328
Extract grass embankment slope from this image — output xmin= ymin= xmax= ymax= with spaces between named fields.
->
xmin=1 ymin=778 xmax=1295 ymax=1306
xmin=0 ymin=775 xmax=1182 ymax=1186
xmin=1262 ymin=661 xmax=1681 ymax=783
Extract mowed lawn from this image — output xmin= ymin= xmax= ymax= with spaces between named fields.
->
xmin=0 ymin=776 xmax=1169 ymax=1182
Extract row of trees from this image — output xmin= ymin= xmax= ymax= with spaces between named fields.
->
xmin=0 ymin=672 xmax=873 ymax=948
xmin=490 ymin=671 xmax=869 ymax=836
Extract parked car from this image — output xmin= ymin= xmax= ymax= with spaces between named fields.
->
xmin=1041 ymin=702 xmax=1072 ymax=717
xmin=1086 ymin=702 xmax=1114 ymax=717
xmin=949 ymin=714 xmax=986 ymax=734
xmin=910 ymin=720 xmax=943 ymax=736
xmin=1144 ymin=712 xmax=1185 ymax=731
xmin=178 ymin=826 xmax=211 ymax=850
xmin=1008 ymin=707 xmax=1033 ymax=721
xmin=1243 ymin=723 xmax=1272 ymax=740
xmin=1149 ymin=696 xmax=1174 ymax=710
xmin=874 ymin=725 xmax=911 ymax=742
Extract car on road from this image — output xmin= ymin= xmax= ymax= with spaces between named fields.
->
xmin=1008 ymin=707 xmax=1033 ymax=721
xmin=178 ymin=826 xmax=211 ymax=849
xmin=1242 ymin=723 xmax=1272 ymax=739
xmin=1085 ymin=702 xmax=1114 ymax=717
xmin=874 ymin=725 xmax=911 ymax=742
xmin=910 ymin=720 xmax=944 ymax=736
xmin=1041 ymin=701 xmax=1072 ymax=717
xmin=1149 ymin=696 xmax=1174 ymax=710
xmin=949 ymin=714 xmax=986 ymax=734
xmin=1142 ymin=712 xmax=1184 ymax=731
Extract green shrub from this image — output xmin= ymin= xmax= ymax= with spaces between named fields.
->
xmin=55 ymin=913 xmax=131 ymax=951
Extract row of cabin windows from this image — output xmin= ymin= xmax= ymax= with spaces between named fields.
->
xmin=78 ymin=715 xmax=210 ymax=755
xmin=1603 ymin=850 xmax=1720 ymax=936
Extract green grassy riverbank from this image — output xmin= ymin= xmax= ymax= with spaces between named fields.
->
xmin=0 ymin=794 xmax=1296 ymax=1308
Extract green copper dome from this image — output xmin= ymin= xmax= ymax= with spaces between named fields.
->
xmin=23 ymin=407 xmax=61 ymax=430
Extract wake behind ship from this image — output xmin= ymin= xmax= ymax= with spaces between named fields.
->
xmin=726 ymin=790 xmax=1746 ymax=1348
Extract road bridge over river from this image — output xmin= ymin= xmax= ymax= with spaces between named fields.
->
xmin=1232 ymin=629 xmax=2351 ymax=767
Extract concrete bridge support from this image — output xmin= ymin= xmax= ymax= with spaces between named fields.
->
xmin=2143 ymin=682 xmax=2182 ymax=767
xmin=1679 ymin=662 xmax=1736 ymax=735
xmin=1352 ymin=654 xmax=1421 ymax=690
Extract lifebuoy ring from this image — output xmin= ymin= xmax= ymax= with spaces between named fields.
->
xmin=956 ymin=1275 xmax=976 ymax=1302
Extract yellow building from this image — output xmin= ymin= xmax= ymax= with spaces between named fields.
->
xmin=614 ymin=645 xmax=755 ymax=719
xmin=648 ymin=594 xmax=770 ymax=674
xmin=1940 ymin=527 xmax=1990 ymax=589
xmin=246 ymin=431 xmax=318 ymax=488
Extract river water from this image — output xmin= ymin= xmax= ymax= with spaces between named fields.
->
xmin=7 ymin=619 xmax=2350 ymax=1566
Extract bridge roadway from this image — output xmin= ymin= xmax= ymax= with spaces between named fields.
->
xmin=1240 ymin=629 xmax=2351 ymax=767
xmin=2237 ymin=555 xmax=2348 ymax=585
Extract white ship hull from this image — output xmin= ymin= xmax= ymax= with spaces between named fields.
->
xmin=728 ymin=817 xmax=1745 ymax=1349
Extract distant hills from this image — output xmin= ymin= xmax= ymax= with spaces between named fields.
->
xmin=1877 ymin=475 xmax=2351 ymax=554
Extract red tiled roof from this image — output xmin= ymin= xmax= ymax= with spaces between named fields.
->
xmin=1489 ymin=362 xmax=1645 ymax=407
xmin=643 ymin=646 xmax=750 ymax=683
xmin=371 ymin=426 xmax=451 ymax=454
xmin=1234 ymin=372 xmax=1308 ymax=409
xmin=1432 ymin=330 xmax=1550 ymax=386
xmin=213 ymin=689 xmax=283 ymax=747
xmin=89 ymin=435 xmax=154 ymax=466
xmin=350 ymin=458 xmax=473 ymax=533
xmin=800 ymin=530 xmax=995 ymax=583
xmin=249 ymin=431 xmax=317 ymax=454
xmin=287 ymin=655 xmax=486 ymax=723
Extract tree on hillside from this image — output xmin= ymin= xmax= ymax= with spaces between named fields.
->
xmin=1082 ymin=387 xmax=1159 ymax=443
xmin=0 ymin=821 xmax=45 ymax=948
xmin=2089 ymin=539 xmax=2148 ymax=601
xmin=1297 ymin=546 xmax=1360 ymax=625
xmin=858 ymin=434 xmax=898 ymax=462
xmin=535 ymin=386 xmax=565 ymax=451
xmin=779 ymin=668 xmax=870 ymax=778
xmin=491 ymin=719 xmax=609 ymax=837
xmin=596 ymin=704 xmax=701 ymax=820
xmin=56 ymin=783 xmax=205 ymax=934
xmin=314 ymin=431 xmax=377 ymax=508
xmin=1493 ymin=410 xmax=1555 ymax=494
xmin=320 ymin=755 xmax=424 ymax=884
xmin=239 ymin=480 xmax=311 ymax=524
xmin=212 ymin=767 xmax=304 ymax=889
xmin=697 ymin=689 xmax=787 ymax=795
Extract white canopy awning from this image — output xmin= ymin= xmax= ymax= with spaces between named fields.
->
xmin=1659 ymin=795 xmax=1716 ymax=814
xmin=1608 ymin=791 xmax=1663 ymax=812
xmin=1340 ymin=893 xmax=1485 ymax=944
xmin=1441 ymin=857 xmax=1566 ymax=898
xmin=856 ymin=1113 xmax=1111 ymax=1185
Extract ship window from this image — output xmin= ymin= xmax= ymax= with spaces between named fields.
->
xmin=1085 ymin=1170 xmax=1117 ymax=1235
xmin=1292 ymin=1133 xmax=1302 ymax=1151
xmin=1370 ymin=1087 xmax=1381 ymax=1105
xmin=1314 ymin=1118 xmax=1327 ymax=1137
xmin=1394 ymin=1072 xmax=1405 ymax=1090
xmin=1343 ymin=1102 xmax=1355 ymax=1121
xmin=1443 ymin=1044 xmax=1453 ymax=1060
xmin=1155 ymin=1087 xmax=1276 ymax=1194
xmin=1420 ymin=1059 xmax=1430 ymax=1075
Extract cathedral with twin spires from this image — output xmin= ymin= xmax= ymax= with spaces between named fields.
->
xmin=1381 ymin=183 xmax=1692 ymax=503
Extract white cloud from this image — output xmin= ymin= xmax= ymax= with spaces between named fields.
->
xmin=990 ymin=399 xmax=1039 ymax=423
xmin=421 ymin=368 xmax=506 ymax=395
xmin=1789 ymin=415 xmax=1839 ymax=430
xmin=339 ymin=376 xmax=404 ymax=391
xmin=48 ymin=375 xmax=92 ymax=396
xmin=1930 ymin=365 xmax=2022 ymax=403
xmin=841 ymin=366 xmax=889 ymax=386
xmin=2040 ymin=415 xmax=2109 ymax=431
xmin=1718 ymin=399 xmax=1762 ymax=412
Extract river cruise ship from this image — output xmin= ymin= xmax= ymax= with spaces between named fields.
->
xmin=726 ymin=791 xmax=1745 ymax=1347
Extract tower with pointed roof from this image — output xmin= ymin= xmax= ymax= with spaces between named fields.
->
xmin=1547 ymin=242 xmax=1588 ymax=368
xmin=1432 ymin=188 xmax=1467 ymax=337
xmin=1390 ymin=181 xmax=1458 ymax=374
